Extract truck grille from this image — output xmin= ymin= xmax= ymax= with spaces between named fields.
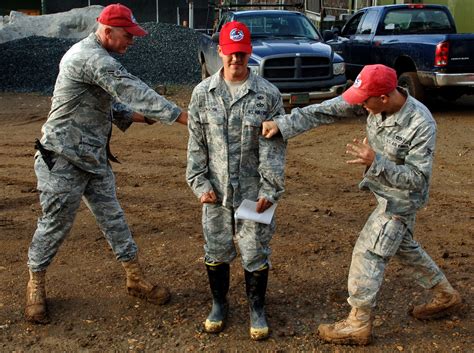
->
xmin=263 ymin=56 xmax=331 ymax=80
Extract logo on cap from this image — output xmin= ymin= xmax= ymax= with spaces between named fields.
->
xmin=131 ymin=14 xmax=138 ymax=24
xmin=354 ymin=76 xmax=362 ymax=88
xmin=230 ymin=28 xmax=244 ymax=42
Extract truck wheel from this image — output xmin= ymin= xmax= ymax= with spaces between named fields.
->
xmin=201 ymin=61 xmax=210 ymax=80
xmin=398 ymin=72 xmax=425 ymax=102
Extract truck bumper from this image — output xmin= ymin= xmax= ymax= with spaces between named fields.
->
xmin=281 ymin=83 xmax=347 ymax=107
xmin=418 ymin=71 xmax=474 ymax=87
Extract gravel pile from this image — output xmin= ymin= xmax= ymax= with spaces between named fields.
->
xmin=0 ymin=22 xmax=203 ymax=95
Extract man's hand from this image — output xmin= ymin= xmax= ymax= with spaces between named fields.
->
xmin=346 ymin=137 xmax=375 ymax=166
xmin=262 ymin=121 xmax=279 ymax=138
xmin=256 ymin=198 xmax=272 ymax=213
xmin=200 ymin=190 xmax=217 ymax=204
xmin=176 ymin=111 xmax=188 ymax=125
xmin=132 ymin=112 xmax=156 ymax=125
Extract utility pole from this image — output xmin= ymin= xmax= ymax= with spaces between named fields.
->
xmin=189 ymin=0 xmax=194 ymax=29
xmin=156 ymin=0 xmax=160 ymax=23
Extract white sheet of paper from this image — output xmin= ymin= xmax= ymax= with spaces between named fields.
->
xmin=235 ymin=199 xmax=277 ymax=225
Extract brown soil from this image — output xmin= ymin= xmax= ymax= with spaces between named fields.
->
xmin=0 ymin=89 xmax=472 ymax=352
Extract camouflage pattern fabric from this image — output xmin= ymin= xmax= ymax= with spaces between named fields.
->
xmin=274 ymin=91 xmax=436 ymax=216
xmin=274 ymin=89 xmax=445 ymax=308
xmin=274 ymin=95 xmax=366 ymax=140
xmin=28 ymin=32 xmax=181 ymax=272
xmin=202 ymin=203 xmax=276 ymax=272
xmin=28 ymin=153 xmax=137 ymax=271
xmin=347 ymin=195 xmax=445 ymax=309
xmin=187 ymin=69 xmax=286 ymax=271
xmin=40 ymin=33 xmax=181 ymax=175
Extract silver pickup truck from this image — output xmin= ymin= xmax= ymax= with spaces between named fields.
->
xmin=198 ymin=10 xmax=347 ymax=107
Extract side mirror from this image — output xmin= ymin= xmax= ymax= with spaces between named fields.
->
xmin=211 ymin=32 xmax=220 ymax=43
xmin=322 ymin=30 xmax=335 ymax=42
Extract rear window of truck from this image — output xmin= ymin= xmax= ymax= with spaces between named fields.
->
xmin=379 ymin=8 xmax=455 ymax=35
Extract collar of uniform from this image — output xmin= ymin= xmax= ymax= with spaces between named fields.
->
xmin=208 ymin=68 xmax=258 ymax=94
xmin=389 ymin=88 xmax=414 ymax=128
xmin=91 ymin=32 xmax=102 ymax=46
xmin=376 ymin=87 xmax=411 ymax=128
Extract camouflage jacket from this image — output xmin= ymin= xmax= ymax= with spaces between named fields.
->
xmin=274 ymin=93 xmax=436 ymax=216
xmin=187 ymin=69 xmax=287 ymax=208
xmin=40 ymin=33 xmax=181 ymax=175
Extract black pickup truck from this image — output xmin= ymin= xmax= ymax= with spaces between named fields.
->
xmin=198 ymin=10 xmax=347 ymax=107
xmin=323 ymin=4 xmax=474 ymax=102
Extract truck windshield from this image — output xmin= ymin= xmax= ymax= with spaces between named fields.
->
xmin=380 ymin=8 xmax=455 ymax=35
xmin=235 ymin=13 xmax=321 ymax=40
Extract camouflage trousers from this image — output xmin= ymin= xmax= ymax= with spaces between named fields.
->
xmin=28 ymin=153 xmax=137 ymax=272
xmin=202 ymin=203 xmax=275 ymax=272
xmin=347 ymin=196 xmax=445 ymax=309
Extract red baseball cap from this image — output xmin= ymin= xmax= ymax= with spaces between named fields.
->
xmin=97 ymin=3 xmax=147 ymax=37
xmin=342 ymin=64 xmax=398 ymax=104
xmin=219 ymin=21 xmax=252 ymax=55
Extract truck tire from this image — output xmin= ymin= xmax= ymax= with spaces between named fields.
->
xmin=201 ymin=61 xmax=210 ymax=80
xmin=398 ymin=72 xmax=425 ymax=102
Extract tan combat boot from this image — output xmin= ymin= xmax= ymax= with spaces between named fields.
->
xmin=121 ymin=256 xmax=170 ymax=305
xmin=318 ymin=307 xmax=372 ymax=345
xmin=411 ymin=278 xmax=462 ymax=320
xmin=25 ymin=270 xmax=49 ymax=324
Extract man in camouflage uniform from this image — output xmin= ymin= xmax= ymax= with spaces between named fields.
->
xmin=186 ymin=21 xmax=286 ymax=340
xmin=26 ymin=3 xmax=188 ymax=324
xmin=262 ymin=64 xmax=461 ymax=345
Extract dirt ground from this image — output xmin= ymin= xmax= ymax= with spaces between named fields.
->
xmin=0 ymin=88 xmax=472 ymax=352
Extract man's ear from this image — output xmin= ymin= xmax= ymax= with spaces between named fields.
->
xmin=381 ymin=94 xmax=390 ymax=104
xmin=104 ymin=26 xmax=113 ymax=38
xmin=217 ymin=45 xmax=224 ymax=58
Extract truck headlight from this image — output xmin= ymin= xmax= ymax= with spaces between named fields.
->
xmin=333 ymin=62 xmax=345 ymax=76
xmin=248 ymin=65 xmax=260 ymax=76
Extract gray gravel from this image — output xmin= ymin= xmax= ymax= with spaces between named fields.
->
xmin=0 ymin=22 xmax=202 ymax=95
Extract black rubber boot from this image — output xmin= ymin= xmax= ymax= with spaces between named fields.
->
xmin=204 ymin=262 xmax=230 ymax=333
xmin=245 ymin=266 xmax=269 ymax=340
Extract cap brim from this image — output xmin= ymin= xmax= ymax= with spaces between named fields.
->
xmin=342 ymin=86 xmax=369 ymax=105
xmin=124 ymin=25 xmax=148 ymax=37
xmin=220 ymin=43 xmax=252 ymax=55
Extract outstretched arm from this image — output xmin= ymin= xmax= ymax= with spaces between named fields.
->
xmin=263 ymin=96 xmax=366 ymax=140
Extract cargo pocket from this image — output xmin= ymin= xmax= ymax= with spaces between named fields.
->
xmin=384 ymin=140 xmax=409 ymax=165
xmin=201 ymin=109 xmax=225 ymax=143
xmin=79 ymin=136 xmax=105 ymax=165
xmin=372 ymin=216 xmax=406 ymax=258
xmin=241 ymin=115 xmax=262 ymax=176
xmin=242 ymin=115 xmax=262 ymax=146
xmin=36 ymin=155 xmax=75 ymax=193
